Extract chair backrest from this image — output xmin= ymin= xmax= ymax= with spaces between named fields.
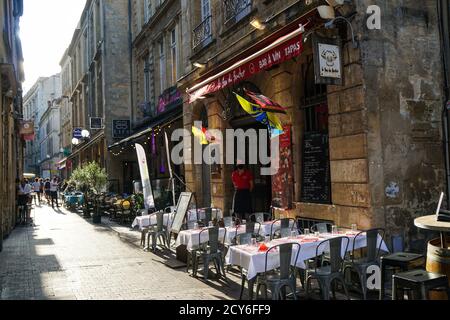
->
xmin=223 ymin=216 xmax=233 ymax=228
xmin=235 ymin=233 xmax=252 ymax=245
xmin=199 ymin=226 xmax=220 ymax=254
xmin=201 ymin=207 xmax=212 ymax=223
xmin=353 ymin=228 xmax=385 ymax=262
xmin=250 ymin=212 xmax=271 ymax=223
xmin=311 ymin=223 xmax=332 ymax=234
xmin=264 ymin=243 xmax=301 ymax=280
xmin=270 ymin=218 xmax=295 ymax=239
xmin=245 ymin=221 xmax=261 ymax=236
xmin=186 ymin=221 xmax=196 ymax=230
xmin=156 ymin=211 xmax=164 ymax=232
xmin=296 ymin=217 xmax=335 ymax=234
xmin=316 ymin=237 xmax=350 ymax=273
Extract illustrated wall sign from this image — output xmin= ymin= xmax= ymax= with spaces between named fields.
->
xmin=318 ymin=43 xmax=341 ymax=79
xmin=312 ymin=34 xmax=343 ymax=85
xmin=385 ymin=182 xmax=400 ymax=199
xmin=113 ymin=120 xmax=131 ymax=139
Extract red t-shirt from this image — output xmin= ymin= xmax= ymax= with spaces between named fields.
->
xmin=232 ymin=170 xmax=254 ymax=190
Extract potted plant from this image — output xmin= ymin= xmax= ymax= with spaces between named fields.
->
xmin=68 ymin=161 xmax=108 ymax=223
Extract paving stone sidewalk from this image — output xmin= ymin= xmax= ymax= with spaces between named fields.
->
xmin=0 ymin=204 xmax=241 ymax=300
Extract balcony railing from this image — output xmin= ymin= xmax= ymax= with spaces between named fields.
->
xmin=224 ymin=0 xmax=252 ymax=25
xmin=193 ymin=15 xmax=212 ymax=49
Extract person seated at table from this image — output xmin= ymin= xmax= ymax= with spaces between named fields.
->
xmin=231 ymin=163 xmax=254 ymax=222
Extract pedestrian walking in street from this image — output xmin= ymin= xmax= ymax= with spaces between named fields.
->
xmin=44 ymin=178 xmax=51 ymax=204
xmin=32 ymin=178 xmax=41 ymax=205
xmin=17 ymin=178 xmax=32 ymax=224
xmin=50 ymin=177 xmax=60 ymax=209
xmin=231 ymin=163 xmax=254 ymax=221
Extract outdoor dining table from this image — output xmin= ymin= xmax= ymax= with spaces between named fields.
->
xmin=175 ymin=227 xmax=227 ymax=250
xmin=131 ymin=208 xmax=223 ymax=231
xmin=414 ymin=215 xmax=450 ymax=298
xmin=259 ymin=220 xmax=296 ymax=237
xmin=226 ymin=231 xmax=389 ymax=280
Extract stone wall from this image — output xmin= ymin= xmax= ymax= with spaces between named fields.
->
xmin=358 ymin=0 xmax=446 ymax=247
xmin=102 ymin=0 xmax=133 ymax=183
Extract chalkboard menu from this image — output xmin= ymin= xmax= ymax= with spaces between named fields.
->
xmin=301 ymin=132 xmax=331 ymax=204
xmin=171 ymin=192 xmax=193 ymax=234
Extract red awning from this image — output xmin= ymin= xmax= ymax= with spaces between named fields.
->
xmin=187 ymin=24 xmax=306 ymax=103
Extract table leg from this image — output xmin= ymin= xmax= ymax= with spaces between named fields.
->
xmin=441 ymin=232 xmax=448 ymax=249
xmin=248 ymin=278 xmax=255 ymax=300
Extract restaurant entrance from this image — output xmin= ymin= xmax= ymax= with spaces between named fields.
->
xmin=229 ymin=84 xmax=272 ymax=214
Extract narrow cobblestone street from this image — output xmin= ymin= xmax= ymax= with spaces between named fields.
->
xmin=0 ymin=204 xmax=240 ymax=300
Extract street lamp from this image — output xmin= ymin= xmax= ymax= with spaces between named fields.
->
xmin=81 ymin=130 xmax=90 ymax=139
xmin=72 ymin=138 xmax=80 ymax=145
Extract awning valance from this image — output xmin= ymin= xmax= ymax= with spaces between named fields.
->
xmin=186 ymin=25 xmax=305 ymax=103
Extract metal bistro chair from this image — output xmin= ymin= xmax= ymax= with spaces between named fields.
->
xmin=256 ymin=242 xmax=301 ymax=300
xmin=198 ymin=207 xmax=213 ymax=227
xmin=249 ymin=212 xmax=272 ymax=224
xmin=233 ymin=233 xmax=254 ymax=300
xmin=310 ymin=223 xmax=333 ymax=234
xmin=270 ymin=218 xmax=296 ymax=240
xmin=223 ymin=216 xmax=234 ymax=228
xmin=305 ymin=237 xmax=351 ymax=300
xmin=245 ymin=221 xmax=262 ymax=241
xmin=193 ymin=226 xmax=227 ymax=281
xmin=146 ymin=211 xmax=169 ymax=252
xmin=186 ymin=221 xmax=201 ymax=275
xmin=344 ymin=228 xmax=386 ymax=300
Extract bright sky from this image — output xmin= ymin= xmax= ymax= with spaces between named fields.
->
xmin=21 ymin=0 xmax=87 ymax=94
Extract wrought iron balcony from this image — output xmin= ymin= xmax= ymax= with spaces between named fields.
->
xmin=224 ymin=0 xmax=252 ymax=25
xmin=193 ymin=15 xmax=212 ymax=49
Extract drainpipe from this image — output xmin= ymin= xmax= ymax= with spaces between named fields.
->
xmin=438 ymin=0 xmax=450 ymax=209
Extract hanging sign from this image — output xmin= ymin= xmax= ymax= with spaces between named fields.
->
xmin=158 ymin=86 xmax=182 ymax=114
xmin=73 ymin=128 xmax=83 ymax=139
xmin=19 ymin=120 xmax=34 ymax=135
xmin=113 ymin=120 xmax=131 ymax=139
xmin=313 ymin=34 xmax=343 ymax=85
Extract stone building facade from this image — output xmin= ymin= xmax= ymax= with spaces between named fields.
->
xmin=58 ymin=50 xmax=73 ymax=179
xmin=177 ymin=0 xmax=447 ymax=249
xmin=0 ymin=0 xmax=24 ymax=251
xmin=23 ymin=74 xmax=61 ymax=177
xmin=107 ymin=0 xmax=185 ymax=201
xmin=65 ymin=0 xmax=132 ymax=192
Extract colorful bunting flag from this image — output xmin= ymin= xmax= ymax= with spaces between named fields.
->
xmin=192 ymin=126 xmax=209 ymax=145
xmin=244 ymin=89 xmax=287 ymax=114
xmin=234 ymin=93 xmax=284 ymax=138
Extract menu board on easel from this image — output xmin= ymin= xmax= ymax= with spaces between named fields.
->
xmin=170 ymin=192 xmax=193 ymax=234
xmin=301 ymin=132 xmax=331 ymax=204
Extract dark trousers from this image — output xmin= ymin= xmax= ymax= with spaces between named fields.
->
xmin=51 ymin=191 xmax=59 ymax=208
xmin=233 ymin=189 xmax=252 ymax=221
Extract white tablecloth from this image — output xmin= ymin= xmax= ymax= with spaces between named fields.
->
xmin=175 ymin=228 xmax=227 ymax=250
xmin=258 ymin=220 xmax=295 ymax=236
xmin=226 ymin=232 xmax=389 ymax=280
xmin=132 ymin=208 xmax=224 ymax=230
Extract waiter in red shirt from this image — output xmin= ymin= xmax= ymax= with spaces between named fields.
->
xmin=232 ymin=163 xmax=254 ymax=221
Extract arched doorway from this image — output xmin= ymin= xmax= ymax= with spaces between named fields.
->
xmin=227 ymin=82 xmax=272 ymax=213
